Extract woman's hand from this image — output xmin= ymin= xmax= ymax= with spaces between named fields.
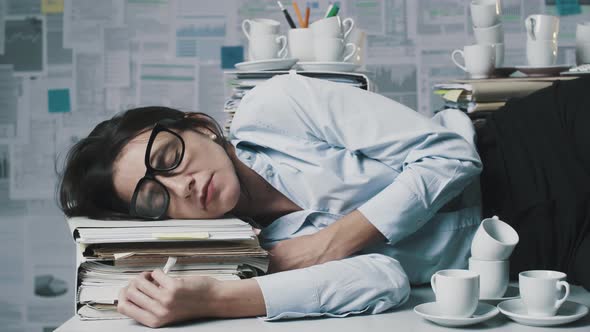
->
xmin=117 ymin=269 xmax=220 ymax=328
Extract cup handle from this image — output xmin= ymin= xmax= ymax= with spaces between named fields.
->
xmin=242 ymin=20 xmax=251 ymax=40
xmin=343 ymin=18 xmax=354 ymax=39
xmin=343 ymin=42 xmax=357 ymax=62
xmin=525 ymin=17 xmax=535 ymax=41
xmin=430 ymin=274 xmax=437 ymax=295
xmin=451 ymin=49 xmax=467 ymax=72
xmin=555 ymin=281 xmax=570 ymax=310
xmin=277 ymin=35 xmax=288 ymax=59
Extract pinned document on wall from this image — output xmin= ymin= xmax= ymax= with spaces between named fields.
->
xmin=41 ymin=0 xmax=64 ymax=14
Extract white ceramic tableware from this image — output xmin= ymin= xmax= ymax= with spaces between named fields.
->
xmin=576 ymin=41 xmax=590 ymax=65
xmin=431 ymin=269 xmax=480 ymax=317
xmin=491 ymin=42 xmax=504 ymax=67
xmin=526 ymin=39 xmax=558 ymax=67
xmin=473 ymin=23 xmax=504 ymax=44
xmin=242 ymin=18 xmax=281 ymax=40
xmin=468 ymin=258 xmax=509 ymax=299
xmin=344 ymin=27 xmax=365 ymax=64
xmin=470 ymin=215 xmax=519 ymax=260
xmin=470 ymin=0 xmax=499 ymax=28
xmin=234 ymin=58 xmax=298 ymax=71
xmin=525 ymin=14 xmax=559 ymax=41
xmin=288 ymin=28 xmax=314 ymax=62
xmin=296 ymin=61 xmax=359 ymax=72
xmin=576 ymin=22 xmax=590 ymax=44
xmin=414 ymin=302 xmax=499 ymax=327
xmin=248 ymin=34 xmax=288 ymax=61
xmin=519 ymin=270 xmax=570 ymax=317
xmin=309 ymin=16 xmax=355 ymax=39
xmin=451 ymin=44 xmax=496 ymax=79
xmin=498 ymin=299 xmax=589 ymax=327
xmin=313 ymin=37 xmax=356 ymax=62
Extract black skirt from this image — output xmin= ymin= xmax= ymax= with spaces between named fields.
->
xmin=474 ymin=77 xmax=590 ymax=290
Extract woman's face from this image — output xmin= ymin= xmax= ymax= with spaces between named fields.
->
xmin=113 ymin=128 xmax=241 ymax=219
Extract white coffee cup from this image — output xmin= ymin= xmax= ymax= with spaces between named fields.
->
xmin=471 ymin=0 xmax=499 ymax=28
xmin=287 ymin=28 xmax=314 ymax=61
xmin=576 ymin=41 xmax=590 ymax=65
xmin=468 ymin=258 xmax=509 ymax=299
xmin=519 ymin=270 xmax=570 ymax=317
xmin=576 ymin=22 xmax=590 ymax=44
xmin=471 ymin=215 xmax=519 ymax=260
xmin=451 ymin=44 xmax=496 ymax=79
xmin=242 ymin=18 xmax=280 ymax=40
xmin=310 ymin=16 xmax=354 ymax=39
xmin=313 ymin=37 xmax=356 ymax=62
xmin=248 ymin=34 xmax=288 ymax=61
xmin=473 ymin=23 xmax=504 ymax=44
xmin=345 ymin=27 xmax=366 ymax=64
xmin=525 ymin=14 xmax=559 ymax=41
xmin=526 ymin=39 xmax=558 ymax=66
xmin=431 ymin=269 xmax=480 ymax=317
xmin=490 ymin=42 xmax=504 ymax=67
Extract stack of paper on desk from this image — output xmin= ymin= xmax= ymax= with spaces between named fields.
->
xmin=66 ymin=217 xmax=268 ymax=320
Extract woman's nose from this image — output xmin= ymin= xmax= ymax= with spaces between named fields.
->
xmin=156 ymin=174 xmax=195 ymax=198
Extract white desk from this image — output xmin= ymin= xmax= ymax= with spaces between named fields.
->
xmin=55 ymin=284 xmax=590 ymax=332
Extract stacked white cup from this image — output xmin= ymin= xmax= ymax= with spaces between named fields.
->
xmin=525 ymin=14 xmax=560 ymax=66
xmin=575 ymin=22 xmax=590 ymax=65
xmin=471 ymin=0 xmax=504 ymax=68
xmin=242 ymin=18 xmax=288 ymax=61
xmin=469 ymin=215 xmax=519 ymax=299
xmin=288 ymin=16 xmax=357 ymax=63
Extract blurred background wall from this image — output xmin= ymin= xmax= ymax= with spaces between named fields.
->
xmin=1 ymin=1 xmax=589 ymax=331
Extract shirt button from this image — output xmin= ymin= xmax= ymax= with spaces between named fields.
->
xmin=244 ymin=153 xmax=253 ymax=160
xmin=265 ymin=165 xmax=275 ymax=177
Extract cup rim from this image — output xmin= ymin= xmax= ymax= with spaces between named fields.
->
xmin=251 ymin=18 xmax=280 ymax=26
xmin=470 ymin=1 xmax=497 ymax=8
xmin=473 ymin=22 xmax=502 ymax=31
xmin=481 ymin=217 xmax=519 ymax=245
xmin=309 ymin=15 xmax=342 ymax=27
xmin=436 ymin=269 xmax=479 ymax=279
xmin=468 ymin=257 xmax=509 ymax=264
xmin=519 ymin=270 xmax=566 ymax=280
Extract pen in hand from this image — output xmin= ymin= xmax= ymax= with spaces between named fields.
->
xmin=163 ymin=256 xmax=177 ymax=274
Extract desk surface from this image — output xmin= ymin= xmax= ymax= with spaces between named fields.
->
xmin=55 ymin=284 xmax=590 ymax=332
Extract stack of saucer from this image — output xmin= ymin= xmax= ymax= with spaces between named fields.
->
xmin=469 ymin=215 xmax=519 ymax=301
xmin=471 ymin=0 xmax=504 ymax=67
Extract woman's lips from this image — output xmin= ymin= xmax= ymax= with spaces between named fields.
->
xmin=201 ymin=175 xmax=214 ymax=209
xmin=206 ymin=176 xmax=215 ymax=207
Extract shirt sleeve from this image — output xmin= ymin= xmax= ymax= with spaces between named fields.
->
xmin=254 ymin=253 xmax=410 ymax=320
xmin=233 ymin=73 xmax=483 ymax=245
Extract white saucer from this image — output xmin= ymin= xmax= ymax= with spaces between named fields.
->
xmin=515 ymin=64 xmax=571 ymax=77
xmin=498 ymin=299 xmax=589 ymax=327
xmin=480 ymin=285 xmax=520 ymax=304
xmin=414 ymin=302 xmax=499 ymax=327
xmin=297 ymin=61 xmax=360 ymax=72
xmin=234 ymin=58 xmax=298 ymax=71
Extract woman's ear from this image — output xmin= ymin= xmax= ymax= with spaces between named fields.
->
xmin=184 ymin=112 xmax=218 ymax=140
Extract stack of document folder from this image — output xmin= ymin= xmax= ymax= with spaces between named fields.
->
xmin=66 ymin=217 xmax=268 ymax=320
xmin=433 ymin=76 xmax=576 ymax=115
xmin=223 ymin=70 xmax=373 ymax=135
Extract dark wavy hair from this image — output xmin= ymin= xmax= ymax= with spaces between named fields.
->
xmin=58 ymin=106 xmax=231 ymax=220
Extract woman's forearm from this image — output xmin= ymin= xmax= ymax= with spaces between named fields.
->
xmin=209 ymin=278 xmax=266 ymax=318
xmin=319 ymin=210 xmax=386 ymax=261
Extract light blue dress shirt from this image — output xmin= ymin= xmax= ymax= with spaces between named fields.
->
xmin=229 ymin=72 xmax=483 ymax=321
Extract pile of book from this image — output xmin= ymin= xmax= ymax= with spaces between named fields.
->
xmin=66 ymin=217 xmax=268 ymax=320
xmin=223 ymin=70 xmax=373 ymax=135
xmin=433 ymin=76 xmax=576 ymax=118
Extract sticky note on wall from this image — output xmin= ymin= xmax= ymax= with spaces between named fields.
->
xmin=221 ymin=46 xmax=244 ymax=69
xmin=48 ymin=89 xmax=71 ymax=113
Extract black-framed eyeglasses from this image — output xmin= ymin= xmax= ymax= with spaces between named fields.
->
xmin=129 ymin=120 xmax=185 ymax=220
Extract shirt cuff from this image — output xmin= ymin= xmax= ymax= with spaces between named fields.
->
xmin=254 ymin=269 xmax=321 ymax=321
xmin=357 ymin=171 xmax=435 ymax=245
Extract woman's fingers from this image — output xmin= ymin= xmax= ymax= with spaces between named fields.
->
xmin=151 ymin=269 xmax=176 ymax=290
xmin=134 ymin=271 xmax=164 ymax=298
xmin=118 ymin=287 xmax=163 ymax=328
